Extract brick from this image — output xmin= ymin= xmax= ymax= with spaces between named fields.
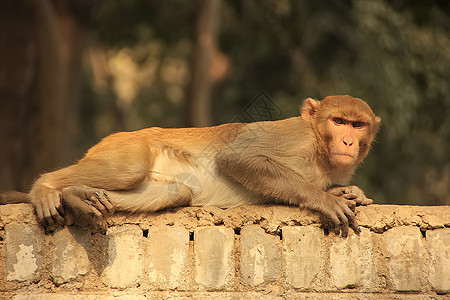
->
xmin=284 ymin=292 xmax=439 ymax=299
xmin=383 ymin=226 xmax=424 ymax=292
xmin=282 ymin=226 xmax=323 ymax=289
xmin=147 ymin=226 xmax=190 ymax=290
xmin=240 ymin=225 xmax=281 ymax=286
xmin=5 ymin=223 xmax=44 ymax=281
xmin=194 ymin=226 xmax=234 ymax=289
xmin=191 ymin=292 xmax=282 ymax=300
xmin=329 ymin=228 xmax=375 ymax=290
xmin=51 ymin=227 xmax=91 ymax=284
xmin=426 ymin=228 xmax=450 ymax=293
xmin=102 ymin=225 xmax=143 ymax=289
xmin=13 ymin=294 xmax=147 ymax=300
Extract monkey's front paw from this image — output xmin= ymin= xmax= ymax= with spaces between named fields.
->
xmin=327 ymin=185 xmax=372 ymax=206
xmin=30 ymin=185 xmax=66 ymax=226
xmin=321 ymin=196 xmax=360 ymax=238
xmin=61 ymin=186 xmax=115 ymax=222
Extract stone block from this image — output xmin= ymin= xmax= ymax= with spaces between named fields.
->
xmin=193 ymin=293 xmax=283 ymax=300
xmin=102 ymin=225 xmax=143 ymax=289
xmin=194 ymin=226 xmax=234 ymax=290
xmin=240 ymin=225 xmax=281 ymax=286
xmin=51 ymin=227 xmax=91 ymax=284
xmin=383 ymin=226 xmax=424 ymax=292
xmin=282 ymin=226 xmax=323 ymax=289
xmin=147 ymin=226 xmax=190 ymax=290
xmin=5 ymin=223 xmax=44 ymax=281
xmin=329 ymin=228 xmax=375 ymax=290
xmin=13 ymin=294 xmax=147 ymax=300
xmin=426 ymin=228 xmax=450 ymax=293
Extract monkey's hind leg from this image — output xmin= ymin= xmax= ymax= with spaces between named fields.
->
xmin=106 ymin=180 xmax=193 ymax=214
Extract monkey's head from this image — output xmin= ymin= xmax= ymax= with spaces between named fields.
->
xmin=300 ymin=95 xmax=381 ymax=168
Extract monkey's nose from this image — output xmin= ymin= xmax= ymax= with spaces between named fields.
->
xmin=343 ymin=139 xmax=354 ymax=146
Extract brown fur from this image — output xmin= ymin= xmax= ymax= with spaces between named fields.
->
xmin=1 ymin=95 xmax=380 ymax=237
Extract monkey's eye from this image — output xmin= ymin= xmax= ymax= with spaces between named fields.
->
xmin=333 ymin=117 xmax=345 ymax=125
xmin=352 ymin=121 xmax=364 ymax=128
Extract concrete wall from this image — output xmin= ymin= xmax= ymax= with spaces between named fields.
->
xmin=0 ymin=203 xmax=449 ymax=299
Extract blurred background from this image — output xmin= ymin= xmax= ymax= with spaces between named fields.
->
xmin=0 ymin=0 xmax=449 ymax=205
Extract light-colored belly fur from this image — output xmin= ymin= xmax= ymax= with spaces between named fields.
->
xmin=109 ymin=150 xmax=260 ymax=213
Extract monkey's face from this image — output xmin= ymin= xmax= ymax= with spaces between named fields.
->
xmin=325 ymin=116 xmax=369 ymax=167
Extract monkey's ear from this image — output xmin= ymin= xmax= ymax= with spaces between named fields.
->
xmin=300 ymin=98 xmax=320 ymax=121
xmin=373 ymin=116 xmax=381 ymax=132
xmin=375 ymin=116 xmax=381 ymax=125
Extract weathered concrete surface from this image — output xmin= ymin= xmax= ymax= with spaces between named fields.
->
xmin=51 ymin=227 xmax=91 ymax=285
xmin=0 ymin=203 xmax=38 ymax=225
xmin=426 ymin=228 xmax=450 ymax=293
xmin=240 ymin=225 xmax=281 ymax=286
xmin=357 ymin=205 xmax=450 ymax=233
xmin=147 ymin=226 xmax=190 ymax=290
xmin=12 ymin=294 xmax=147 ymax=300
xmin=101 ymin=225 xmax=143 ymax=289
xmin=1 ymin=203 xmax=449 ymax=298
xmin=10 ymin=292 xmax=448 ymax=300
xmin=383 ymin=226 xmax=424 ymax=292
xmin=5 ymin=223 xmax=44 ymax=281
xmin=282 ymin=226 xmax=324 ymax=289
xmin=3 ymin=203 xmax=448 ymax=234
xmin=194 ymin=226 xmax=234 ymax=290
xmin=104 ymin=204 xmax=450 ymax=234
xmin=329 ymin=228 xmax=376 ymax=290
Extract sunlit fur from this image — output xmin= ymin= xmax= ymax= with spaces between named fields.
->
xmin=21 ymin=95 xmax=380 ymax=236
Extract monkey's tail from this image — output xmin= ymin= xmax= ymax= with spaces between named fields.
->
xmin=0 ymin=191 xmax=30 ymax=205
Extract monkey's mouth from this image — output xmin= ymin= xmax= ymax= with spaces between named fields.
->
xmin=331 ymin=153 xmax=356 ymax=165
xmin=332 ymin=152 xmax=355 ymax=158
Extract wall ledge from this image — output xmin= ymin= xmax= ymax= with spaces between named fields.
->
xmin=1 ymin=203 xmax=449 ymax=299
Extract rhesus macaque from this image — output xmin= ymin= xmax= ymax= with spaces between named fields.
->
xmin=1 ymin=95 xmax=380 ymax=237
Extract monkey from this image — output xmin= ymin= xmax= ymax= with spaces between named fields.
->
xmin=0 ymin=95 xmax=380 ymax=237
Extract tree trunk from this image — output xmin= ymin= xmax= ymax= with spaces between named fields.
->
xmin=0 ymin=0 xmax=37 ymax=192
xmin=185 ymin=0 xmax=222 ymax=127
xmin=26 ymin=0 xmax=66 ymax=187
xmin=55 ymin=0 xmax=90 ymax=162
xmin=0 ymin=0 xmax=89 ymax=192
